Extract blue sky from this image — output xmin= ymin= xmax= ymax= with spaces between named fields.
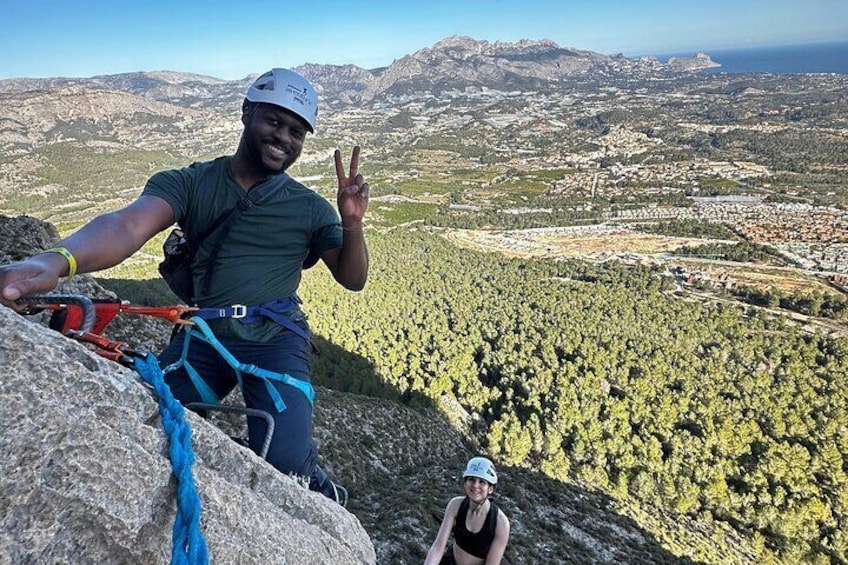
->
xmin=2 ymin=0 xmax=846 ymax=80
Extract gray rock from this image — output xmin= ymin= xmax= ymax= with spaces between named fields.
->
xmin=0 ymin=215 xmax=60 ymax=262
xmin=0 ymin=306 xmax=376 ymax=564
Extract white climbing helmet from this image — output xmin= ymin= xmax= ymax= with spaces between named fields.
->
xmin=246 ymin=68 xmax=318 ymax=133
xmin=463 ymin=456 xmax=498 ymax=485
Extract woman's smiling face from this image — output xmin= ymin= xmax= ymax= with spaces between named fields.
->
xmin=464 ymin=476 xmax=494 ymax=501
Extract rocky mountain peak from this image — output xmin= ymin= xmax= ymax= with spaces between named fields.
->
xmin=296 ymin=62 xmax=378 ymax=95
xmin=431 ymin=35 xmax=561 ymax=55
xmin=432 ymin=34 xmax=482 ymax=50
xmin=424 ymin=35 xmax=573 ymax=59
xmin=357 ymin=35 xmax=610 ymax=100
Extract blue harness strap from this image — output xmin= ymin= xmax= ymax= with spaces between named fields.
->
xmin=161 ymin=316 xmax=315 ymax=413
xmin=191 ymin=295 xmax=311 ymax=343
xmin=131 ymin=353 xmax=209 ymax=565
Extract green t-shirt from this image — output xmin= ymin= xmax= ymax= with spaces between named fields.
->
xmin=143 ymin=156 xmax=343 ymax=340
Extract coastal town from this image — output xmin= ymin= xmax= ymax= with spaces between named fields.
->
xmin=313 ymin=67 xmax=848 ymax=328
xmin=316 ymin=74 xmax=848 ymax=280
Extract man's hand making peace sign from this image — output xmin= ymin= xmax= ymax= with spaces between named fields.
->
xmin=320 ymin=145 xmax=369 ymax=291
xmin=334 ymin=146 xmax=369 ymax=229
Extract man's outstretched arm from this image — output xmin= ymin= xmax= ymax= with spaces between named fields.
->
xmin=0 ymin=195 xmax=174 ymax=306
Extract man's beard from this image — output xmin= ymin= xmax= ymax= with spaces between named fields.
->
xmin=245 ymin=134 xmax=297 ymax=176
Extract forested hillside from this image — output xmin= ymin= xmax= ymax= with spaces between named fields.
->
xmin=301 ymin=229 xmax=848 ymax=563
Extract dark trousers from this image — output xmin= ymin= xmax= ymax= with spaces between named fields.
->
xmin=158 ymin=327 xmax=333 ymax=496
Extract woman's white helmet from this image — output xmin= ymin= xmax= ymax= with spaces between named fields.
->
xmin=246 ymin=68 xmax=318 ymax=133
xmin=463 ymin=457 xmax=498 ymax=485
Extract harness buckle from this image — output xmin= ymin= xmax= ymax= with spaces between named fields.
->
xmin=231 ymin=304 xmax=248 ymax=319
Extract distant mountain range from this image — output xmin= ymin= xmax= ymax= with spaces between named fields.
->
xmin=0 ymin=34 xmax=720 ymax=165
xmin=0 ymin=35 xmax=719 ymax=106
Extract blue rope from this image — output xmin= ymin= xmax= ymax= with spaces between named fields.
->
xmin=126 ymin=317 xmax=313 ymax=564
xmin=132 ymin=352 xmax=209 ymax=565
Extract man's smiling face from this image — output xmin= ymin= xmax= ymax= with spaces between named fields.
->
xmin=241 ymin=102 xmax=307 ymax=175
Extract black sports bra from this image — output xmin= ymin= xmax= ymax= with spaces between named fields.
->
xmin=452 ymin=497 xmax=498 ymax=559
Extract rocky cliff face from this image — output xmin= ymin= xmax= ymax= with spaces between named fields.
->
xmin=0 ymin=304 xmax=376 ymax=564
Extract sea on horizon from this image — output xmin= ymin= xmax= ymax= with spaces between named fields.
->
xmin=651 ymin=41 xmax=848 ymax=75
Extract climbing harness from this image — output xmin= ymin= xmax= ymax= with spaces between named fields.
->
xmin=18 ymin=294 xmax=313 ymax=446
xmin=164 ymin=315 xmax=315 ymax=413
xmin=190 ymin=295 xmax=314 ymax=348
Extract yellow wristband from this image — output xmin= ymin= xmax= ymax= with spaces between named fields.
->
xmin=44 ymin=247 xmax=77 ymax=280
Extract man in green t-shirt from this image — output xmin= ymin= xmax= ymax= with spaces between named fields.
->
xmin=0 ymin=68 xmax=369 ymax=503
